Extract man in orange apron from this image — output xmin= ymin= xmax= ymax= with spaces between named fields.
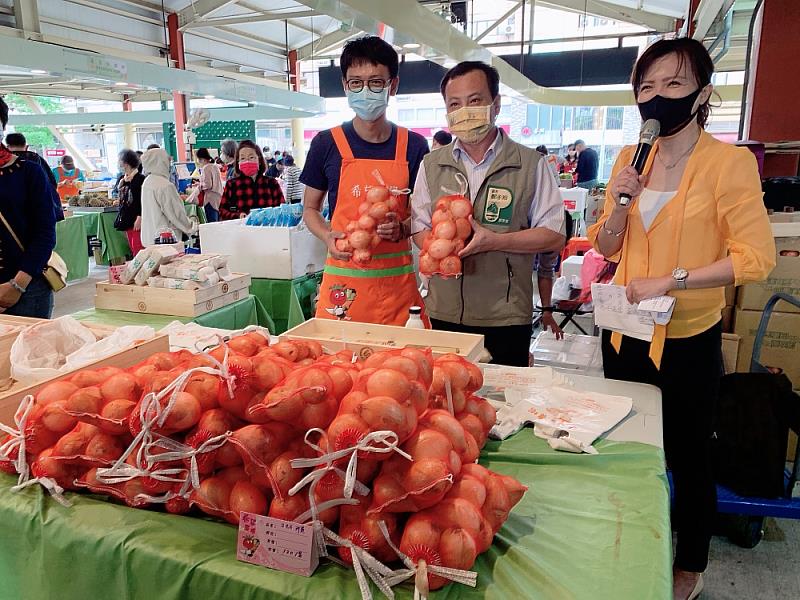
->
xmin=53 ymin=155 xmax=84 ymax=202
xmin=301 ymin=36 xmax=430 ymax=326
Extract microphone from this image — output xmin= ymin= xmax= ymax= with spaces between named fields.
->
xmin=619 ymin=119 xmax=660 ymax=206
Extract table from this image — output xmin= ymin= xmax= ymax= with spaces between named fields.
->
xmin=55 ymin=216 xmax=89 ymax=281
xmin=73 ymin=205 xmax=205 ymax=264
xmin=69 ymin=294 xmax=275 ymax=333
xmin=0 ymin=377 xmax=670 ymax=599
xmin=249 ymin=273 xmax=322 ymax=334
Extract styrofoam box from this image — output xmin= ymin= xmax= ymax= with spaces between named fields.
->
xmin=560 ymin=187 xmax=588 ymax=213
xmin=530 ymin=330 xmax=604 ymax=376
xmin=561 ymin=255 xmax=584 ymax=283
xmin=199 ymin=220 xmax=328 ymax=280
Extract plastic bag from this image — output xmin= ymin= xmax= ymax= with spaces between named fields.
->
xmin=147 ymin=276 xmax=202 ymax=291
xmin=419 ymin=174 xmax=471 ymax=279
xmin=10 ymin=317 xmax=102 ymax=383
xmin=65 ymin=326 xmax=155 ymax=372
xmin=134 ymin=246 xmax=181 ymax=286
xmin=119 ymin=248 xmax=152 ymax=285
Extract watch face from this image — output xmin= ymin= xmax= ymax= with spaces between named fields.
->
xmin=673 ymin=267 xmax=688 ymax=280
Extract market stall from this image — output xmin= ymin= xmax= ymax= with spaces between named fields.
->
xmin=249 ymin=273 xmax=322 ymax=334
xmin=0 ymin=379 xmax=669 ymax=600
xmin=54 ymin=215 xmax=89 ymax=282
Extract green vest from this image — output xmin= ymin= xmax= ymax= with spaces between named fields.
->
xmin=425 ymin=132 xmax=543 ymax=327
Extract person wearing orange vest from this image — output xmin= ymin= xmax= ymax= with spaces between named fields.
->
xmin=52 ymin=155 xmax=85 ymax=202
xmin=301 ymin=36 xmax=429 ymax=326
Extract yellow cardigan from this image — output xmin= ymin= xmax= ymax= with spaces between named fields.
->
xmin=587 ymin=131 xmax=775 ymax=366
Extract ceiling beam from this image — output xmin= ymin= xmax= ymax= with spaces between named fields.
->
xmin=295 ymin=27 xmax=357 ymax=61
xmin=474 ymin=1 xmax=522 ymax=43
xmin=186 ymin=29 xmax=285 ymax=61
xmin=13 ymin=0 xmax=41 ymax=35
xmin=5 ymin=87 xmax=124 ymax=101
xmin=182 ymin=9 xmax=317 ymax=29
xmin=537 ymin=0 xmax=677 ymax=32
xmin=692 ymin=0 xmax=734 ymax=40
xmin=0 ymin=76 xmax=72 ymax=86
xmin=177 ymin=0 xmax=241 ymax=28
xmin=63 ymin=0 xmax=163 ymax=26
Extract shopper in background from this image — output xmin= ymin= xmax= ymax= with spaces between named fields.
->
xmin=220 ymin=138 xmax=238 ymax=181
xmin=281 ymin=154 xmax=303 ymax=203
xmin=114 ymin=149 xmax=146 ymax=255
xmin=4 ymin=133 xmax=57 ymax=189
xmin=140 ymin=147 xmax=195 ymax=246
xmin=431 ymin=129 xmax=453 ymax=150
xmin=588 ymin=38 xmax=776 ymax=600
xmin=574 ymin=139 xmax=599 ymax=189
xmin=0 ymin=97 xmax=57 ymax=318
xmin=302 ymin=35 xmax=429 ymax=326
xmin=52 ymin=154 xmax=85 ymax=202
xmin=5 ymin=132 xmax=64 ymax=222
xmin=536 ymin=144 xmax=560 ymax=178
xmin=411 ymin=61 xmax=565 ymax=366
xmin=194 ymin=147 xmax=224 ymax=222
xmin=267 ymin=150 xmax=281 ymax=177
xmin=219 ymin=140 xmax=284 ymax=221
xmin=560 ymin=143 xmax=578 ymax=180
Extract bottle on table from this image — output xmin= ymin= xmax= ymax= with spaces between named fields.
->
xmin=405 ymin=306 xmax=425 ymax=329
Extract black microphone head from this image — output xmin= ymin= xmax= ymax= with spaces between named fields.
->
xmin=640 ymin=119 xmax=660 ymax=145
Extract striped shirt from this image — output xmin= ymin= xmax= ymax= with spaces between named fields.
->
xmin=411 ymin=129 xmax=565 ymax=235
xmin=282 ymin=165 xmax=304 ymax=202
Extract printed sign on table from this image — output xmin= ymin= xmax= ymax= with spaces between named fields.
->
xmin=237 ymin=512 xmax=319 ymax=577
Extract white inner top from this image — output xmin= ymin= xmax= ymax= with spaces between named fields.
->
xmin=638 ymin=188 xmax=678 ymax=231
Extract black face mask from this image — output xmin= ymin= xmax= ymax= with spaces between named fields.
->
xmin=637 ymin=88 xmax=703 ymax=137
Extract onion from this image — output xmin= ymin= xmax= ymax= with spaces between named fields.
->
xmin=98 ymin=400 xmax=136 ymax=435
xmin=357 ymin=214 xmax=376 ymax=232
xmin=366 ymin=186 xmax=390 ymax=204
xmin=428 ymin=238 xmax=455 ymax=260
xmin=358 ymin=201 xmax=372 ymax=215
xmin=327 ymin=366 xmax=354 ymax=400
xmin=431 ymin=209 xmax=451 ymax=226
xmin=269 ymin=494 xmax=309 ymax=522
xmin=85 ymin=432 xmax=125 ymax=463
xmin=251 ymin=356 xmax=285 ymax=392
xmin=217 ymin=466 xmax=248 ymax=485
xmin=349 ymin=230 xmax=372 ymax=250
xmin=131 ymin=364 xmax=159 ymax=383
xmin=450 ymin=198 xmax=473 ymax=219
xmin=69 ymin=370 xmax=106 ymax=388
xmin=229 ymin=480 xmax=268 ymax=523
xmin=100 ymin=372 xmax=140 ymax=403
xmin=451 ymin=240 xmax=465 ymax=254
xmin=433 ymin=220 xmax=457 ymax=240
xmin=328 ymin=413 xmax=369 ymax=452
xmin=366 ymin=369 xmax=412 ymax=402
xmin=336 ymin=237 xmax=353 ymax=253
xmin=194 ymin=476 xmax=233 ymax=512
xmin=160 ymin=392 xmax=202 ymax=432
xmin=368 ymin=202 xmax=389 ymax=223
xmin=455 ymin=217 xmax=472 ymax=240
xmin=357 ymin=395 xmax=406 ymax=431
xmin=436 ymin=197 xmax=452 ymax=212
xmin=37 ymin=381 xmax=79 ymax=406
xmin=261 ymin=386 xmax=304 ymax=421
xmin=65 ymin=387 xmax=103 ymax=415
xmin=269 ymin=450 xmax=305 ymax=495
xmin=146 ymin=352 xmax=181 ymax=371
xmin=439 ymin=255 xmax=462 ymax=275
xmin=272 ymin=342 xmax=299 ymax=362
xmin=381 ymin=357 xmax=419 ymax=381
xmin=387 ymin=196 xmax=400 ymax=212
xmin=439 ymin=528 xmax=478 ymax=570
xmin=371 ymin=234 xmax=381 ymax=249
xmin=440 ymin=361 xmax=470 ymax=390
xmin=419 ymin=253 xmax=440 ymax=275
xmin=228 ymin=335 xmax=260 ymax=357
xmin=41 ymin=400 xmax=77 ymax=433
xmin=352 ymin=249 xmax=372 ymax=265
xmin=346 ymin=221 xmax=358 ymax=234
xmin=183 ymin=372 xmax=221 ymax=411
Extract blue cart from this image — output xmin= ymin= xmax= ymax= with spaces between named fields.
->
xmin=716 ymin=292 xmax=800 ymax=548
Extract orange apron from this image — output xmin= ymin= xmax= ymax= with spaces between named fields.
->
xmin=57 ymin=166 xmax=81 ymax=201
xmin=315 ymin=126 xmax=428 ymax=327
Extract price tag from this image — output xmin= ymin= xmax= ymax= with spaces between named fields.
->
xmin=237 ymin=512 xmax=318 ymax=577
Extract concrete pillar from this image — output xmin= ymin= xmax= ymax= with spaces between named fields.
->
xmin=122 ymin=94 xmax=135 ymax=150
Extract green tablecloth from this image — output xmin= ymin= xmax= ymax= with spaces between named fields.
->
xmin=249 ymin=273 xmax=322 ymax=334
xmin=0 ymin=435 xmax=670 ymax=599
xmin=69 ymin=294 xmax=275 ymax=333
xmin=55 ymin=216 xmax=89 ymax=281
xmin=74 ymin=205 xmax=204 ymax=263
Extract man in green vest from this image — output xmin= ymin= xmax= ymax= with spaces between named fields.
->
xmin=411 ymin=61 xmax=566 ymax=366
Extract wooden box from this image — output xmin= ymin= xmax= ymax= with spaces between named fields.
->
xmin=94 ymin=274 xmax=251 ymax=317
xmin=0 ymin=334 xmax=169 ymax=426
xmin=280 ymin=319 xmax=485 ymax=362
xmin=0 ymin=316 xmax=44 ymax=384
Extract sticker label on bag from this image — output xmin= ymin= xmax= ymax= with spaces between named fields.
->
xmin=237 ymin=512 xmax=319 ymax=577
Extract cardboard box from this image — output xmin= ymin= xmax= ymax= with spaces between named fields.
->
xmin=585 ymin=192 xmax=605 ymax=226
xmin=736 ymin=223 xmax=800 ymax=313
xmin=724 ymin=285 xmax=737 ymax=307
xmin=0 ymin=334 xmax=169 ymax=426
xmin=560 ymin=187 xmax=587 ymax=213
xmin=721 ymin=333 xmax=740 ymax=375
xmin=733 ymin=308 xmax=800 ymax=390
xmin=199 ymin=221 xmax=327 ymax=280
xmin=94 ymin=274 xmax=251 ymax=317
xmin=281 ymin=318 xmax=485 ymax=362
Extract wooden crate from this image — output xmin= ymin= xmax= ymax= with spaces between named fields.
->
xmin=0 ymin=334 xmax=169 ymax=426
xmin=0 ymin=316 xmax=45 ymax=384
xmin=94 ymin=274 xmax=251 ymax=317
xmin=280 ymin=319 xmax=485 ymax=362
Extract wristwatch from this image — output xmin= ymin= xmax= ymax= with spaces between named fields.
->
xmin=672 ymin=267 xmax=689 ymax=290
xmin=9 ymin=280 xmax=27 ymax=294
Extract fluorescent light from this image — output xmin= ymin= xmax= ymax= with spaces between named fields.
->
xmin=114 ymin=81 xmax=129 ymax=87
xmin=204 ymin=94 xmax=215 ymax=99
xmin=30 ymin=69 xmax=48 ymax=75
xmin=403 ymin=43 xmax=421 ymax=50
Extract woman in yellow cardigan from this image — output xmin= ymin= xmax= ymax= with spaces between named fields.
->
xmin=587 ymin=38 xmax=775 ymax=600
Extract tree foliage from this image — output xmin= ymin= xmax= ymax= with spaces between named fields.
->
xmin=5 ymin=94 xmax=63 ymax=150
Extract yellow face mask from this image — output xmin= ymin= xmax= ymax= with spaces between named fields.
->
xmin=446 ymin=104 xmax=494 ymax=145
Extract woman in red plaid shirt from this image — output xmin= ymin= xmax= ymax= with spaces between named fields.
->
xmin=219 ymin=140 xmax=284 ymax=220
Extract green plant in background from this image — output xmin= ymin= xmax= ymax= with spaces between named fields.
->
xmin=5 ymin=94 xmax=62 ymax=150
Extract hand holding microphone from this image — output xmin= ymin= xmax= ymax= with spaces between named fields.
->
xmin=615 ymin=119 xmax=660 ymax=207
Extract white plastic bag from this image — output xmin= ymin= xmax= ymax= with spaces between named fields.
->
xmin=135 ymin=246 xmax=181 ymax=286
xmin=64 ymin=326 xmax=155 ymax=371
xmin=119 ymin=248 xmax=152 ymax=285
xmin=10 ymin=317 xmax=100 ymax=383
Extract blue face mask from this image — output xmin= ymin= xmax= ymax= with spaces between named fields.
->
xmin=346 ymin=87 xmax=390 ymax=122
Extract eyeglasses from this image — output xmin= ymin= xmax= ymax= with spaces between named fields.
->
xmin=346 ymin=78 xmax=391 ymax=93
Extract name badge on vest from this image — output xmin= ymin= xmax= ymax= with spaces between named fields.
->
xmin=482 ymin=186 xmax=514 ymax=226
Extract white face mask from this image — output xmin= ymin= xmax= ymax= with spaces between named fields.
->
xmin=446 ymin=104 xmax=495 ymax=145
